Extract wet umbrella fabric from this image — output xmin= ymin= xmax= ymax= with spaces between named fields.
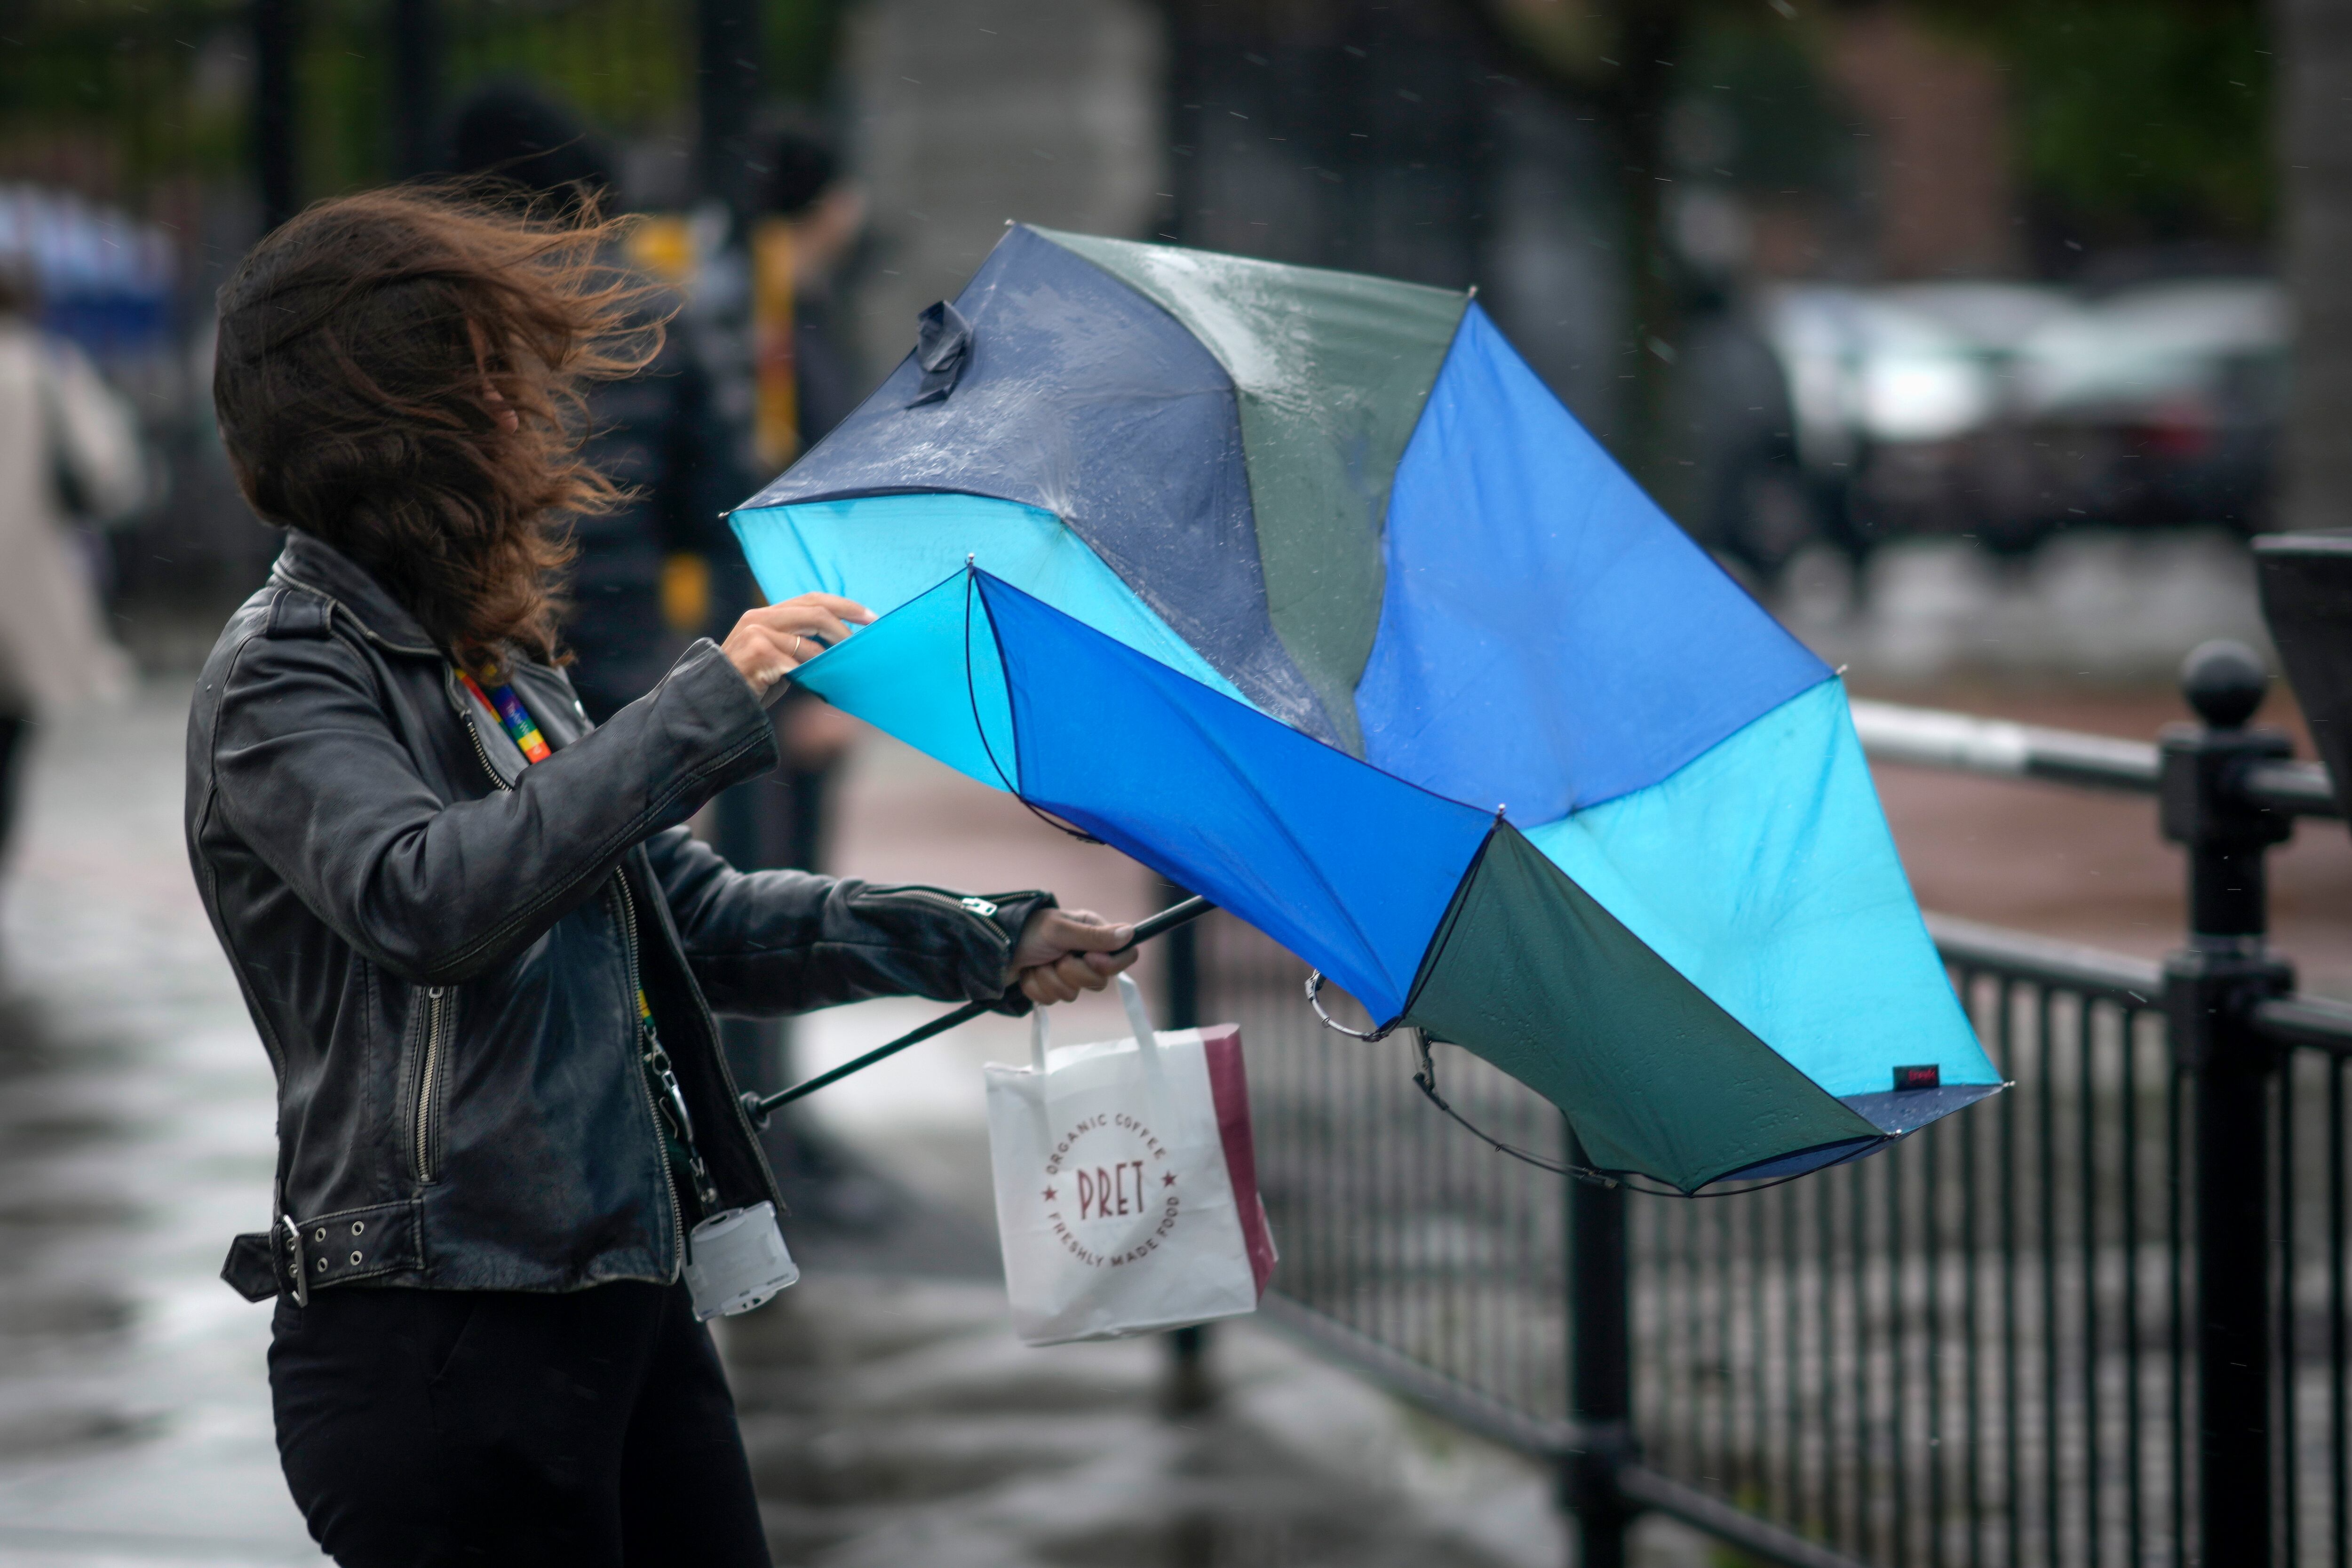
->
xmin=730 ymin=225 xmax=2000 ymax=1193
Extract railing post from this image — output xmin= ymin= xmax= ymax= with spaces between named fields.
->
xmin=2161 ymin=640 xmax=2294 ymax=1566
xmin=252 ymin=0 xmax=302 ymax=231
xmin=1565 ymin=1129 xmax=1633 ymax=1568
xmin=1161 ymin=880 xmax=1214 ymax=1413
xmin=389 ymin=0 xmax=442 ymax=179
xmin=695 ymin=0 xmax=762 ymax=214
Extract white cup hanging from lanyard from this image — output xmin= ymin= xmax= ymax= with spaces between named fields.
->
xmin=682 ymin=1201 xmax=800 ymax=1320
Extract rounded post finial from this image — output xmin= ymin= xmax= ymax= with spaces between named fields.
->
xmin=2181 ymin=639 xmax=2268 ymax=730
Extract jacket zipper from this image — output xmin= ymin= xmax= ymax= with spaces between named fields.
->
xmin=451 ymin=669 xmax=510 ymax=790
xmin=612 ymin=871 xmax=687 ymax=1271
xmin=412 ymin=666 xmax=505 ymax=1191
xmin=890 ymin=888 xmax=1015 ymax=966
xmin=413 ymin=985 xmax=449 ymax=1182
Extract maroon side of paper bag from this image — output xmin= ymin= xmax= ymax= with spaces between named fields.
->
xmin=1200 ymin=1023 xmax=1277 ymax=1296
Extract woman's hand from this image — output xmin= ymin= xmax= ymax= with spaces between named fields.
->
xmin=1010 ymin=907 xmax=1138 ymax=1005
xmin=722 ymin=595 xmax=875 ymax=703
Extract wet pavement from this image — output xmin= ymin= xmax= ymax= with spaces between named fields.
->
xmin=1779 ymin=528 xmax=2271 ymax=684
xmin=716 ymin=1277 xmax=1573 ymax=1568
xmin=0 ymin=682 xmax=313 ymax=1563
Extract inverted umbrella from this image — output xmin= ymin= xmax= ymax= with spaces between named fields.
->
xmin=731 ymin=225 xmax=2000 ymax=1193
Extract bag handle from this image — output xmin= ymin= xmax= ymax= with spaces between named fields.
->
xmin=1026 ymin=974 xmax=1165 ymax=1076
xmin=1117 ymin=973 xmax=1169 ymax=1084
xmin=1117 ymin=972 xmax=1157 ymax=1055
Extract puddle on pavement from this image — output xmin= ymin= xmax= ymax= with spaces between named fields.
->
xmin=723 ymin=1278 xmax=1549 ymax=1568
xmin=0 ymin=988 xmax=155 ymax=1457
xmin=1041 ymin=1512 xmax=1504 ymax=1568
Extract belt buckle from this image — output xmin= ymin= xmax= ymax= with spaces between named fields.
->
xmin=280 ymin=1214 xmax=310 ymax=1307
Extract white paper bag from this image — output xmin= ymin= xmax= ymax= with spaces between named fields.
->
xmin=985 ymin=973 xmax=1277 ymax=1345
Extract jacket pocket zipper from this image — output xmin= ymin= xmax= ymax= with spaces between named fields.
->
xmin=414 ymin=984 xmax=450 ymax=1183
xmin=889 ymin=887 xmax=1015 ymax=958
xmin=450 ymin=669 xmax=512 ymax=793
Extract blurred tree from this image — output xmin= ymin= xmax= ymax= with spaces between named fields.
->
xmin=1475 ymin=0 xmax=2272 ymax=265
xmin=2 ymin=0 xmax=844 ymax=217
xmin=2278 ymin=0 xmax=2352 ymax=534
xmin=0 ymin=0 xmax=251 ymax=197
xmin=1922 ymin=0 xmax=2272 ymax=265
xmin=1446 ymin=0 xmax=2281 ymax=496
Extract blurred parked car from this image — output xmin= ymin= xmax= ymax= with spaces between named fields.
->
xmin=2008 ymin=279 xmax=2284 ymax=535
xmin=1736 ymin=275 xmax=2283 ymax=564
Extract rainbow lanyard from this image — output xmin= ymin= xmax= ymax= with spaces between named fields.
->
xmin=461 ymin=669 xmax=667 ymax=1069
xmin=460 ymin=669 xmax=632 ymax=999
xmin=459 ymin=671 xmax=552 ymax=764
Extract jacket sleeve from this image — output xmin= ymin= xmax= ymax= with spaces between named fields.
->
xmin=640 ymin=823 xmax=1050 ymax=1017
xmin=208 ymin=625 xmax=778 ymax=986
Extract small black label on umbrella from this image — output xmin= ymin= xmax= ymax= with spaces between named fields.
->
xmin=1893 ymin=1064 xmax=1940 ymax=1091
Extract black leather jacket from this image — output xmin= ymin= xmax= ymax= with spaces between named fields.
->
xmin=191 ymin=533 xmax=1044 ymax=1301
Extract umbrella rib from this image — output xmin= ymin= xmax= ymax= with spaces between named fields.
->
xmin=962 ymin=564 xmax=1103 ymax=844
xmin=1412 ymin=1032 xmax=1881 ymax=1198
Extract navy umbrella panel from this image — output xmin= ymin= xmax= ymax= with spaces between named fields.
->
xmin=749 ymin=225 xmax=1341 ymax=744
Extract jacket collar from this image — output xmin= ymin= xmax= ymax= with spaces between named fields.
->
xmin=268 ymin=530 xmax=592 ymax=774
xmin=269 ymin=531 xmax=442 ymax=658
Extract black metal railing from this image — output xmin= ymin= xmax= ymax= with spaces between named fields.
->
xmin=1620 ymin=922 xmax=2184 ymax=1568
xmin=1197 ymin=915 xmax=1575 ymax=1454
xmin=1194 ymin=643 xmax=2352 ymax=1568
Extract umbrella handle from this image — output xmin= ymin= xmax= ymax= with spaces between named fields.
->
xmin=742 ymin=895 xmax=1217 ymax=1122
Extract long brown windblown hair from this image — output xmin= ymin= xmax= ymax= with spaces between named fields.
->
xmin=213 ymin=187 xmax=662 ymax=663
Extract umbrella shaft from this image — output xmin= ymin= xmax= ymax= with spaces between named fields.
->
xmin=748 ymin=895 xmax=1216 ymax=1117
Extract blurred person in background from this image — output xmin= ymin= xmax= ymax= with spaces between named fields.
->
xmin=445 ymin=84 xmax=749 ymax=725
xmin=0 ymin=261 xmax=144 ymax=886
xmin=748 ymin=123 xmax=865 ymax=478
xmin=740 ymin=123 xmax=867 ymax=877
xmin=445 ymin=89 xmax=846 ymax=1176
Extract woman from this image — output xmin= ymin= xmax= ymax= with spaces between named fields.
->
xmin=187 ymin=189 xmax=1134 ymax=1566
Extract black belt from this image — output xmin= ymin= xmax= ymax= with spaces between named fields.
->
xmin=219 ymin=1199 xmax=422 ymax=1303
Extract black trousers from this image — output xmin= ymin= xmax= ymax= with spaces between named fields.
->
xmin=270 ymin=1280 xmax=770 ymax=1567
